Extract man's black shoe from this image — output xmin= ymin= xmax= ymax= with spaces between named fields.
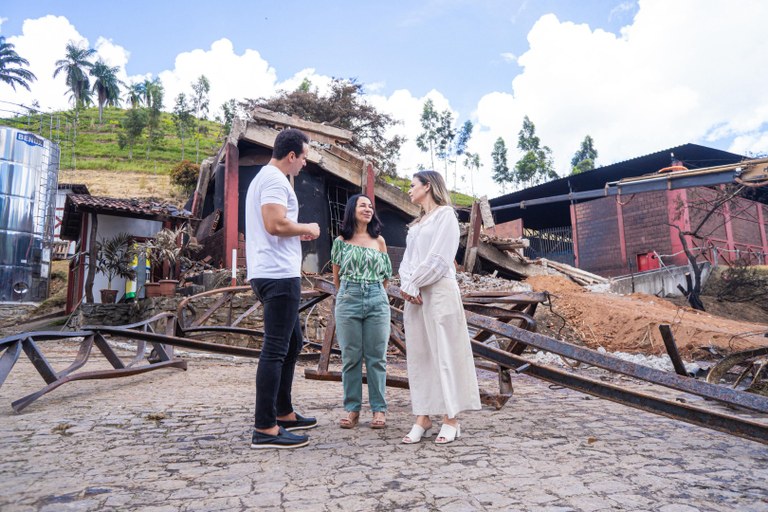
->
xmin=251 ymin=426 xmax=309 ymax=449
xmin=276 ymin=413 xmax=318 ymax=432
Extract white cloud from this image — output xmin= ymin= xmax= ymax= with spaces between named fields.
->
xmin=157 ymin=38 xmax=280 ymax=120
xmin=0 ymin=16 xmax=88 ymax=110
xmin=368 ymin=88 xmax=459 ymax=180
xmin=468 ymin=0 xmax=768 ymax=197
xmin=4 ymin=1 xmax=768 ymax=201
xmin=609 ymin=1 xmax=637 ymax=21
xmin=500 ymin=52 xmax=517 ymax=63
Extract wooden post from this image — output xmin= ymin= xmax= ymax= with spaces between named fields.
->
xmin=223 ymin=142 xmax=239 ymax=270
xmin=722 ymin=197 xmax=735 ymax=262
xmin=464 ymin=201 xmax=482 ymax=273
xmin=616 ymin=196 xmax=627 ymax=269
xmin=479 ymin=196 xmax=494 ymax=229
xmin=362 ymin=161 xmax=375 ymax=207
xmin=659 ymin=324 xmax=688 ymax=376
xmin=758 ymin=204 xmax=768 ymax=264
xmin=570 ymin=203 xmax=580 ymax=268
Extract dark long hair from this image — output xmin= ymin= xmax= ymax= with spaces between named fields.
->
xmin=339 ymin=194 xmax=383 ymax=240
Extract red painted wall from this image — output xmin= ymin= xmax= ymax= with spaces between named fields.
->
xmin=574 ymin=187 xmax=767 ymax=276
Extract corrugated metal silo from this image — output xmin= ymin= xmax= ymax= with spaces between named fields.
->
xmin=0 ymin=127 xmax=60 ymax=302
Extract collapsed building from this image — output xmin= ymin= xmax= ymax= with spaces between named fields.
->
xmin=188 ymin=108 xmax=419 ymax=274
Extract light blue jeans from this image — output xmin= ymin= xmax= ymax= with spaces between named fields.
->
xmin=334 ymin=281 xmax=391 ymax=413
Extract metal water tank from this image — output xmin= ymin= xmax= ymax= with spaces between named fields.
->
xmin=0 ymin=127 xmax=60 ymax=302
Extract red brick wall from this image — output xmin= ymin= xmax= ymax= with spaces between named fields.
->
xmin=686 ymin=188 xmax=766 ymax=263
xmin=622 ymin=191 xmax=674 ymax=270
xmin=487 ymin=219 xmax=523 ymax=238
xmin=574 ymin=197 xmax=622 ymax=276
xmin=687 ymin=188 xmax=728 ymax=241
xmin=575 ymin=186 xmax=768 ymax=276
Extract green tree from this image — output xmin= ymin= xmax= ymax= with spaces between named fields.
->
xmin=416 ymin=99 xmax=457 ymax=180
xmin=297 ymin=77 xmax=312 ymax=93
xmin=90 ymin=60 xmax=122 ymax=125
xmin=173 ymin=93 xmax=194 ymax=161
xmin=514 ymin=115 xmax=557 ymax=188
xmin=191 ymin=75 xmax=211 ymax=163
xmin=53 ymin=41 xmax=96 ymax=108
xmin=571 ymin=134 xmax=598 ymax=174
xmin=463 ymin=151 xmax=481 ymax=197
xmin=170 ymin=160 xmax=200 ymax=193
xmin=142 ymin=78 xmax=164 ymax=160
xmin=247 ymin=78 xmax=404 ymax=176
xmin=125 ymin=81 xmax=144 ymax=109
xmin=218 ymin=98 xmax=238 ymax=136
xmin=117 ymin=107 xmax=147 ymax=160
xmin=492 ymin=137 xmax=512 ymax=193
xmin=53 ymin=41 xmax=96 ymax=169
xmin=452 ymin=120 xmax=473 ymax=190
xmin=416 ymin=99 xmax=439 ymax=169
xmin=0 ymin=36 xmax=37 ymax=91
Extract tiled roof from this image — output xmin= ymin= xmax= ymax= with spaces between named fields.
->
xmin=67 ymin=195 xmax=193 ymax=219
xmin=57 ymin=183 xmax=90 ymax=195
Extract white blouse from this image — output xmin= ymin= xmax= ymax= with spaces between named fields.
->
xmin=399 ymin=206 xmax=459 ymax=297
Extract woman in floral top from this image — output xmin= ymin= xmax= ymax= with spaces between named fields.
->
xmin=331 ymin=194 xmax=393 ymax=429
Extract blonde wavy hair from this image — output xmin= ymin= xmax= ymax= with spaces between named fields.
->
xmin=410 ymin=170 xmax=453 ymax=224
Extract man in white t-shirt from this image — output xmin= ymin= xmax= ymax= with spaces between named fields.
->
xmin=245 ymin=128 xmax=320 ymax=449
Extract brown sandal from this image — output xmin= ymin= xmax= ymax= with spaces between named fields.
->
xmin=339 ymin=412 xmax=360 ymax=429
xmin=371 ymin=412 xmax=386 ymax=429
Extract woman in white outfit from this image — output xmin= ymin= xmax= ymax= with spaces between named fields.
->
xmin=399 ymin=170 xmax=481 ymax=444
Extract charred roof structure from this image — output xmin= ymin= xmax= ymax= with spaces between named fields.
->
xmin=191 ymin=107 xmax=419 ymax=274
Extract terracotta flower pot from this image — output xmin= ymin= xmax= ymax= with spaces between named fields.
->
xmin=100 ymin=289 xmax=118 ymax=304
xmin=144 ymin=282 xmax=162 ymax=298
xmin=158 ymin=279 xmax=179 ymax=297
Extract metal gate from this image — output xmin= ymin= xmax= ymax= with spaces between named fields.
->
xmin=523 ymin=226 xmax=575 ymax=265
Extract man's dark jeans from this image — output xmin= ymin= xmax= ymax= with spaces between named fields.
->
xmin=250 ymin=277 xmax=303 ymax=430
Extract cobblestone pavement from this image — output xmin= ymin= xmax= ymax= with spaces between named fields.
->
xmin=1 ymin=340 xmax=767 ymax=512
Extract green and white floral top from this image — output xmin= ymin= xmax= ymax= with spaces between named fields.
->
xmin=331 ymin=238 xmax=392 ymax=284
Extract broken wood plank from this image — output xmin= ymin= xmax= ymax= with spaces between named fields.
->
xmin=464 ymin=201 xmax=482 ymax=272
xmin=479 ymin=195 xmax=495 ymax=228
xmin=535 ymin=258 xmax=608 ymax=284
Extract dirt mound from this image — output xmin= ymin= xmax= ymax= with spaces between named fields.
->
xmin=527 ymin=275 xmax=768 ymax=358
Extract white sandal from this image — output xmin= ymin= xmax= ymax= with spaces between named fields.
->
xmin=435 ymin=423 xmax=461 ymax=444
xmin=402 ymin=423 xmax=432 ymax=444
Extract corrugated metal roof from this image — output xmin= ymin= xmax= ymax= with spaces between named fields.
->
xmin=489 ymin=143 xmax=746 ymax=229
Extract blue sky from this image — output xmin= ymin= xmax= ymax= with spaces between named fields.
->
xmin=2 ymin=1 xmax=767 ymax=198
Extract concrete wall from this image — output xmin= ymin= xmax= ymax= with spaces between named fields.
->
xmin=609 ymin=263 xmax=712 ymax=297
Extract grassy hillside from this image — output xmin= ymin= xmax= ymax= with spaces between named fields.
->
xmin=383 ymin=174 xmax=475 ymax=207
xmin=1 ymin=106 xmax=223 ymax=174
xmin=2 ymin=107 xmax=476 ymax=206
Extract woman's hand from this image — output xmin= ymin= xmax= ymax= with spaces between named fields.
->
xmin=402 ymin=291 xmax=423 ymax=305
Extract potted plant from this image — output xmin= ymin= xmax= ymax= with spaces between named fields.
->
xmin=142 ymin=224 xmax=198 ymax=297
xmin=95 ymin=232 xmax=137 ymax=304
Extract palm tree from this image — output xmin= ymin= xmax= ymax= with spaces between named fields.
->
xmin=0 ymin=36 xmax=37 ymax=91
xmin=125 ymin=82 xmax=144 ymax=109
xmin=53 ymin=41 xmax=96 ymax=108
xmin=142 ymin=78 xmax=163 ymax=109
xmin=54 ymin=41 xmax=96 ymax=169
xmin=90 ymin=60 xmax=122 ymax=125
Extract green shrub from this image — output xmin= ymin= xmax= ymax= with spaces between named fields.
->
xmin=170 ymin=160 xmax=200 ymax=192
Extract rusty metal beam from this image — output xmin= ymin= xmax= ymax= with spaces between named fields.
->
xmin=459 ymin=310 xmax=768 ymax=414
xmin=12 ymin=359 xmax=188 ymax=413
xmin=470 ymin=341 xmax=768 ymax=445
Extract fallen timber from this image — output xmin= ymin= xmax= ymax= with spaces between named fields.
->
xmin=0 ymin=281 xmax=766 ymax=445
